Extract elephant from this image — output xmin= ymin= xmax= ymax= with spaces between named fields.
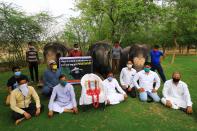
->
xmin=43 ymin=42 xmax=69 ymax=67
xmin=87 ymin=42 xmax=112 ymax=77
xmin=120 ymin=44 xmax=150 ymax=72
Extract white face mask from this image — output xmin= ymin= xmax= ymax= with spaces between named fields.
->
xmin=74 ymin=48 xmax=79 ymax=50
xmin=127 ymin=64 xmax=133 ymax=69
xmin=18 ymin=83 xmax=29 ymax=97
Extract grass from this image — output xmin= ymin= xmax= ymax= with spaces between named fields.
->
xmin=0 ymin=55 xmax=197 ymax=131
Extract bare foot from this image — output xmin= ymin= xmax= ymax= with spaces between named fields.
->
xmin=64 ymin=109 xmax=74 ymax=113
xmin=15 ymin=118 xmax=25 ymax=125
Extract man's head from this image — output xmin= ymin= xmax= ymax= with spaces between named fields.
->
xmin=172 ymin=71 xmax=181 ymax=83
xmin=16 ymin=76 xmax=27 ymax=86
xmin=127 ymin=60 xmax=133 ymax=69
xmin=48 ymin=60 xmax=57 ymax=71
xmin=114 ymin=41 xmax=120 ymax=47
xmin=12 ymin=66 xmax=21 ymax=77
xmin=144 ymin=62 xmax=151 ymax=73
xmin=28 ymin=42 xmax=35 ymax=49
xmin=107 ymin=71 xmax=113 ymax=82
xmin=74 ymin=44 xmax=79 ymax=50
xmin=59 ymin=74 xmax=67 ymax=86
xmin=153 ymin=45 xmax=159 ymax=51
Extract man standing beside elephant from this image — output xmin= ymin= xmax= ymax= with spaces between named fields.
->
xmin=112 ymin=41 xmax=122 ymax=74
xmin=26 ymin=42 xmax=40 ymax=83
xmin=150 ymin=45 xmax=166 ymax=82
xmin=69 ymin=44 xmax=83 ymax=57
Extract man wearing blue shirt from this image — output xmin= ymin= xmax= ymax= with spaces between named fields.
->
xmin=42 ymin=60 xmax=61 ymax=97
xmin=150 ymin=45 xmax=166 ymax=82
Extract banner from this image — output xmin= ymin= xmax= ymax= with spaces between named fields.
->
xmin=59 ymin=56 xmax=93 ymax=84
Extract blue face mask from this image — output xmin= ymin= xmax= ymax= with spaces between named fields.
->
xmin=14 ymin=71 xmax=21 ymax=76
xmin=60 ymin=80 xmax=67 ymax=87
xmin=144 ymin=67 xmax=150 ymax=72
xmin=107 ymin=77 xmax=113 ymax=82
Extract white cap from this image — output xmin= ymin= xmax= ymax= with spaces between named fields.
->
xmin=48 ymin=60 xmax=56 ymax=65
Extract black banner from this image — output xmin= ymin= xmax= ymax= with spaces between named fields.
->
xmin=59 ymin=56 xmax=93 ymax=84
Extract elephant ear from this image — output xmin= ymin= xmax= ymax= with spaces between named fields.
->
xmin=129 ymin=44 xmax=137 ymax=59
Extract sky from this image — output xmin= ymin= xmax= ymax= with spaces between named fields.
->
xmin=1 ymin=0 xmax=163 ymax=36
xmin=1 ymin=0 xmax=78 ymax=17
xmin=1 ymin=0 xmax=79 ymax=34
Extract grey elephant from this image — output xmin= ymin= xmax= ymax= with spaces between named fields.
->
xmin=119 ymin=44 xmax=150 ymax=72
xmin=87 ymin=42 xmax=112 ymax=76
xmin=43 ymin=42 xmax=69 ymax=67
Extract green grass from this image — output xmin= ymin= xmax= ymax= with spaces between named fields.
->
xmin=0 ymin=55 xmax=197 ymax=131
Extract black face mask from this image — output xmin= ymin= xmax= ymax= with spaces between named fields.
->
xmin=173 ymin=78 xmax=180 ymax=83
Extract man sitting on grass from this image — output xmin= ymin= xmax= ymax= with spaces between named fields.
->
xmin=120 ymin=60 xmax=137 ymax=98
xmin=133 ymin=62 xmax=161 ymax=102
xmin=48 ymin=74 xmax=78 ymax=118
xmin=6 ymin=66 xmax=29 ymax=105
xmin=10 ymin=77 xmax=42 ymax=125
xmin=42 ymin=60 xmax=61 ymax=97
xmin=161 ymin=72 xmax=193 ymax=114
xmin=103 ymin=71 xmax=127 ymax=105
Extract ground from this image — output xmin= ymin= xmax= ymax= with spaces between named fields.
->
xmin=0 ymin=55 xmax=197 ymax=131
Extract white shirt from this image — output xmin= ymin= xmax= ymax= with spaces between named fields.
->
xmin=162 ymin=79 xmax=192 ymax=107
xmin=133 ymin=70 xmax=160 ymax=92
xmin=120 ymin=67 xmax=137 ymax=88
xmin=103 ymin=78 xmax=126 ymax=96
xmin=48 ymin=83 xmax=77 ymax=111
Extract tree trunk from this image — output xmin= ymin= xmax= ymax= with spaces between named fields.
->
xmin=162 ymin=45 xmax=166 ymax=54
xmin=196 ymin=45 xmax=197 ymax=55
xmin=171 ymin=34 xmax=178 ymax=64
xmin=179 ymin=45 xmax=181 ymax=54
xmin=187 ymin=45 xmax=190 ymax=54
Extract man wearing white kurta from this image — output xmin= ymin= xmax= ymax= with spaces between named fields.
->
xmin=120 ymin=60 xmax=137 ymax=97
xmin=133 ymin=62 xmax=161 ymax=102
xmin=103 ymin=72 xmax=127 ymax=105
xmin=48 ymin=75 xmax=78 ymax=117
xmin=161 ymin=72 xmax=193 ymax=114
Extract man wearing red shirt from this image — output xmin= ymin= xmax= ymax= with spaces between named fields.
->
xmin=69 ymin=44 xmax=83 ymax=57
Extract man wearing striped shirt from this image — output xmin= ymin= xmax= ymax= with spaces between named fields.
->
xmin=26 ymin=42 xmax=39 ymax=82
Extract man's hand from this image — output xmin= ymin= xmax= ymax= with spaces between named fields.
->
xmin=73 ymin=107 xmax=78 ymax=114
xmin=122 ymin=85 xmax=128 ymax=90
xmin=186 ymin=106 xmax=193 ymax=114
xmin=48 ymin=111 xmax=54 ymax=118
xmin=127 ymin=87 xmax=132 ymax=92
xmin=24 ymin=112 xmax=31 ymax=119
xmin=35 ymin=108 xmax=41 ymax=116
xmin=138 ymin=88 xmax=145 ymax=93
xmin=124 ymin=94 xmax=128 ymax=99
xmin=152 ymin=88 xmax=157 ymax=93
xmin=166 ymin=100 xmax=172 ymax=108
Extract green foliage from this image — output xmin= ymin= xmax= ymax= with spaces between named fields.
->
xmin=0 ymin=2 xmax=54 ymax=66
xmin=62 ymin=0 xmax=197 ymax=49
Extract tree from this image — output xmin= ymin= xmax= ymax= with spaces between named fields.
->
xmin=0 ymin=2 xmax=55 ymax=66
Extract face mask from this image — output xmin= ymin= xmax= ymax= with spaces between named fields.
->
xmin=107 ymin=77 xmax=113 ymax=82
xmin=127 ymin=64 xmax=133 ymax=69
xmin=14 ymin=71 xmax=21 ymax=76
xmin=74 ymin=48 xmax=79 ymax=50
xmin=18 ymin=83 xmax=29 ymax=97
xmin=115 ymin=44 xmax=119 ymax=48
xmin=60 ymin=80 xmax=67 ymax=87
xmin=144 ymin=67 xmax=150 ymax=73
xmin=52 ymin=65 xmax=57 ymax=70
xmin=19 ymin=83 xmax=28 ymax=88
xmin=173 ymin=78 xmax=180 ymax=83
